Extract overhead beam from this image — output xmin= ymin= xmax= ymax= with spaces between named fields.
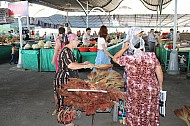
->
xmin=65 ymin=16 xmax=72 ymax=28
xmin=162 ymin=14 xmax=187 ymax=26
xmin=98 ymin=15 xmax=103 ymax=25
xmin=161 ymin=14 xmax=170 ymax=24
xmin=135 ymin=14 xmax=136 ymax=26
xmin=80 ymin=16 xmax=87 ymax=26
xmin=148 ymin=14 xmax=154 ymax=26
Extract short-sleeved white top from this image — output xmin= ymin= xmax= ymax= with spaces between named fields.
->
xmin=98 ymin=37 xmax=107 ymax=50
xmin=82 ymin=34 xmax=91 ymax=46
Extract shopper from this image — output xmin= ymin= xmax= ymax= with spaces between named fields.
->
xmin=93 ymin=25 xmax=113 ymax=71
xmin=113 ymin=27 xmax=163 ymax=126
xmin=9 ymin=43 xmax=17 ymax=65
xmin=148 ymin=29 xmax=157 ymax=52
xmin=53 ymin=33 xmax=94 ymax=125
xmin=51 ymin=27 xmax=67 ymax=72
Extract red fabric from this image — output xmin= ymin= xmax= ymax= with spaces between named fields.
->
xmin=55 ymin=37 xmax=65 ymax=72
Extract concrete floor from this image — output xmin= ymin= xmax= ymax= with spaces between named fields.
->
xmin=0 ymin=63 xmax=189 ymax=126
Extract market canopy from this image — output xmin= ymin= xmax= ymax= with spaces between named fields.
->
xmin=35 ymin=14 xmax=190 ymax=28
xmin=27 ymin=0 xmax=123 ymax=12
xmin=5 ymin=0 xmax=190 ymax=28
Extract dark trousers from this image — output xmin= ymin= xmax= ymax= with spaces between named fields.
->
xmin=9 ymin=54 xmax=16 ymax=64
xmin=149 ymin=42 xmax=156 ymax=52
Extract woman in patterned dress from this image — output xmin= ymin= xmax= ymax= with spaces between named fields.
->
xmin=53 ymin=33 xmax=94 ymax=125
xmin=113 ymin=27 xmax=163 ymax=126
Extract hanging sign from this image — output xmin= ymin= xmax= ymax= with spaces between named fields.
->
xmin=8 ymin=1 xmax=28 ymax=17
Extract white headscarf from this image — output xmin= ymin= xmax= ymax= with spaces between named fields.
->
xmin=125 ymin=27 xmax=145 ymax=61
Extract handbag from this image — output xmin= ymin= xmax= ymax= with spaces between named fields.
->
xmin=159 ymin=90 xmax=167 ymax=117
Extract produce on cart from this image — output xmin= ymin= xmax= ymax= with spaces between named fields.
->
xmin=57 ymin=64 xmax=125 ymax=124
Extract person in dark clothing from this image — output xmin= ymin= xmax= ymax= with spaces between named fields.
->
xmin=9 ymin=44 xmax=17 ymax=64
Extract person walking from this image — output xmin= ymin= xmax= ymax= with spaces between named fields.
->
xmin=9 ymin=44 xmax=17 ymax=65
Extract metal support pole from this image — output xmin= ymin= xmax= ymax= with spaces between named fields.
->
xmin=27 ymin=16 xmax=30 ymax=37
xmin=66 ymin=10 xmax=69 ymax=33
xmin=86 ymin=1 xmax=89 ymax=28
xmin=159 ymin=14 xmax=162 ymax=31
xmin=173 ymin=0 xmax=177 ymax=50
xmin=159 ymin=0 xmax=163 ymax=31
xmin=167 ymin=0 xmax=179 ymax=75
xmin=109 ymin=12 xmax=110 ymax=33
xmin=17 ymin=16 xmax=23 ymax=68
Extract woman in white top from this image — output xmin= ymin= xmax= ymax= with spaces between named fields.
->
xmin=94 ymin=25 xmax=113 ymax=71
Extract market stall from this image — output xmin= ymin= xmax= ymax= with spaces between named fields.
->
xmin=21 ymin=49 xmax=40 ymax=71
xmin=73 ymin=41 xmax=124 ymax=64
xmin=40 ymin=48 xmax=55 ymax=71
xmin=0 ymin=45 xmax=19 ymax=63
xmin=0 ymin=45 xmax=12 ymax=62
xmin=161 ymin=47 xmax=190 ymax=72
xmin=20 ymin=40 xmax=124 ymax=71
xmin=57 ymin=64 xmax=126 ymax=125
xmin=156 ymin=40 xmax=190 ymax=73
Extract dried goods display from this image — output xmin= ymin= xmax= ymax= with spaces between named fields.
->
xmin=86 ymin=70 xmax=124 ymax=88
xmin=174 ymin=106 xmax=190 ymax=126
xmin=57 ymin=70 xmax=125 ymax=116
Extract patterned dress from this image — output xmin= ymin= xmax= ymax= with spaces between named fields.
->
xmin=54 ymin=47 xmax=78 ymax=112
xmin=118 ymin=52 xmax=160 ymax=126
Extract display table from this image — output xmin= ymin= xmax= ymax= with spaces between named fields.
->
xmin=40 ymin=49 xmax=55 ymax=71
xmin=20 ymin=42 xmax=124 ymax=71
xmin=107 ymin=42 xmax=124 ymax=56
xmin=73 ymin=42 xmax=124 ymax=64
xmin=0 ymin=45 xmax=12 ymax=62
xmin=161 ymin=47 xmax=190 ymax=72
xmin=73 ymin=49 xmax=97 ymax=64
xmin=21 ymin=49 xmax=40 ymax=71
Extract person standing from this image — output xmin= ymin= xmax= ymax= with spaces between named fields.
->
xmin=148 ymin=29 xmax=157 ymax=52
xmin=121 ymin=27 xmax=144 ymax=91
xmin=51 ymin=27 xmax=67 ymax=72
xmin=9 ymin=44 xmax=17 ymax=64
xmin=93 ymin=25 xmax=113 ymax=71
xmin=113 ymin=27 xmax=163 ymax=126
xmin=82 ymin=27 xmax=92 ymax=46
xmin=35 ymin=31 xmax=40 ymax=39
xmin=53 ymin=33 xmax=94 ymax=125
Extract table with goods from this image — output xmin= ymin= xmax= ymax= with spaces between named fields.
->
xmin=156 ymin=40 xmax=190 ymax=73
xmin=20 ymin=38 xmax=124 ymax=71
xmin=21 ymin=40 xmax=55 ymax=71
xmin=74 ymin=39 xmax=123 ymax=64
xmin=57 ymin=64 xmax=126 ymax=125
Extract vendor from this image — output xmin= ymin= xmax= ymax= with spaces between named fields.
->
xmin=82 ymin=27 xmax=92 ymax=46
xmin=53 ymin=33 xmax=94 ymax=125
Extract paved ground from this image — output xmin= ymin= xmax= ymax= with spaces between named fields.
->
xmin=0 ymin=62 xmax=190 ymax=126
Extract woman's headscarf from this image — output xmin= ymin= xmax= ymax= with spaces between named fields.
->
xmin=67 ymin=33 xmax=77 ymax=42
xmin=125 ymin=27 xmax=145 ymax=61
xmin=65 ymin=33 xmax=78 ymax=45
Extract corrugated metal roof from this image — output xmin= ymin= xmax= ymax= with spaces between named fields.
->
xmin=35 ymin=14 xmax=190 ymax=28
